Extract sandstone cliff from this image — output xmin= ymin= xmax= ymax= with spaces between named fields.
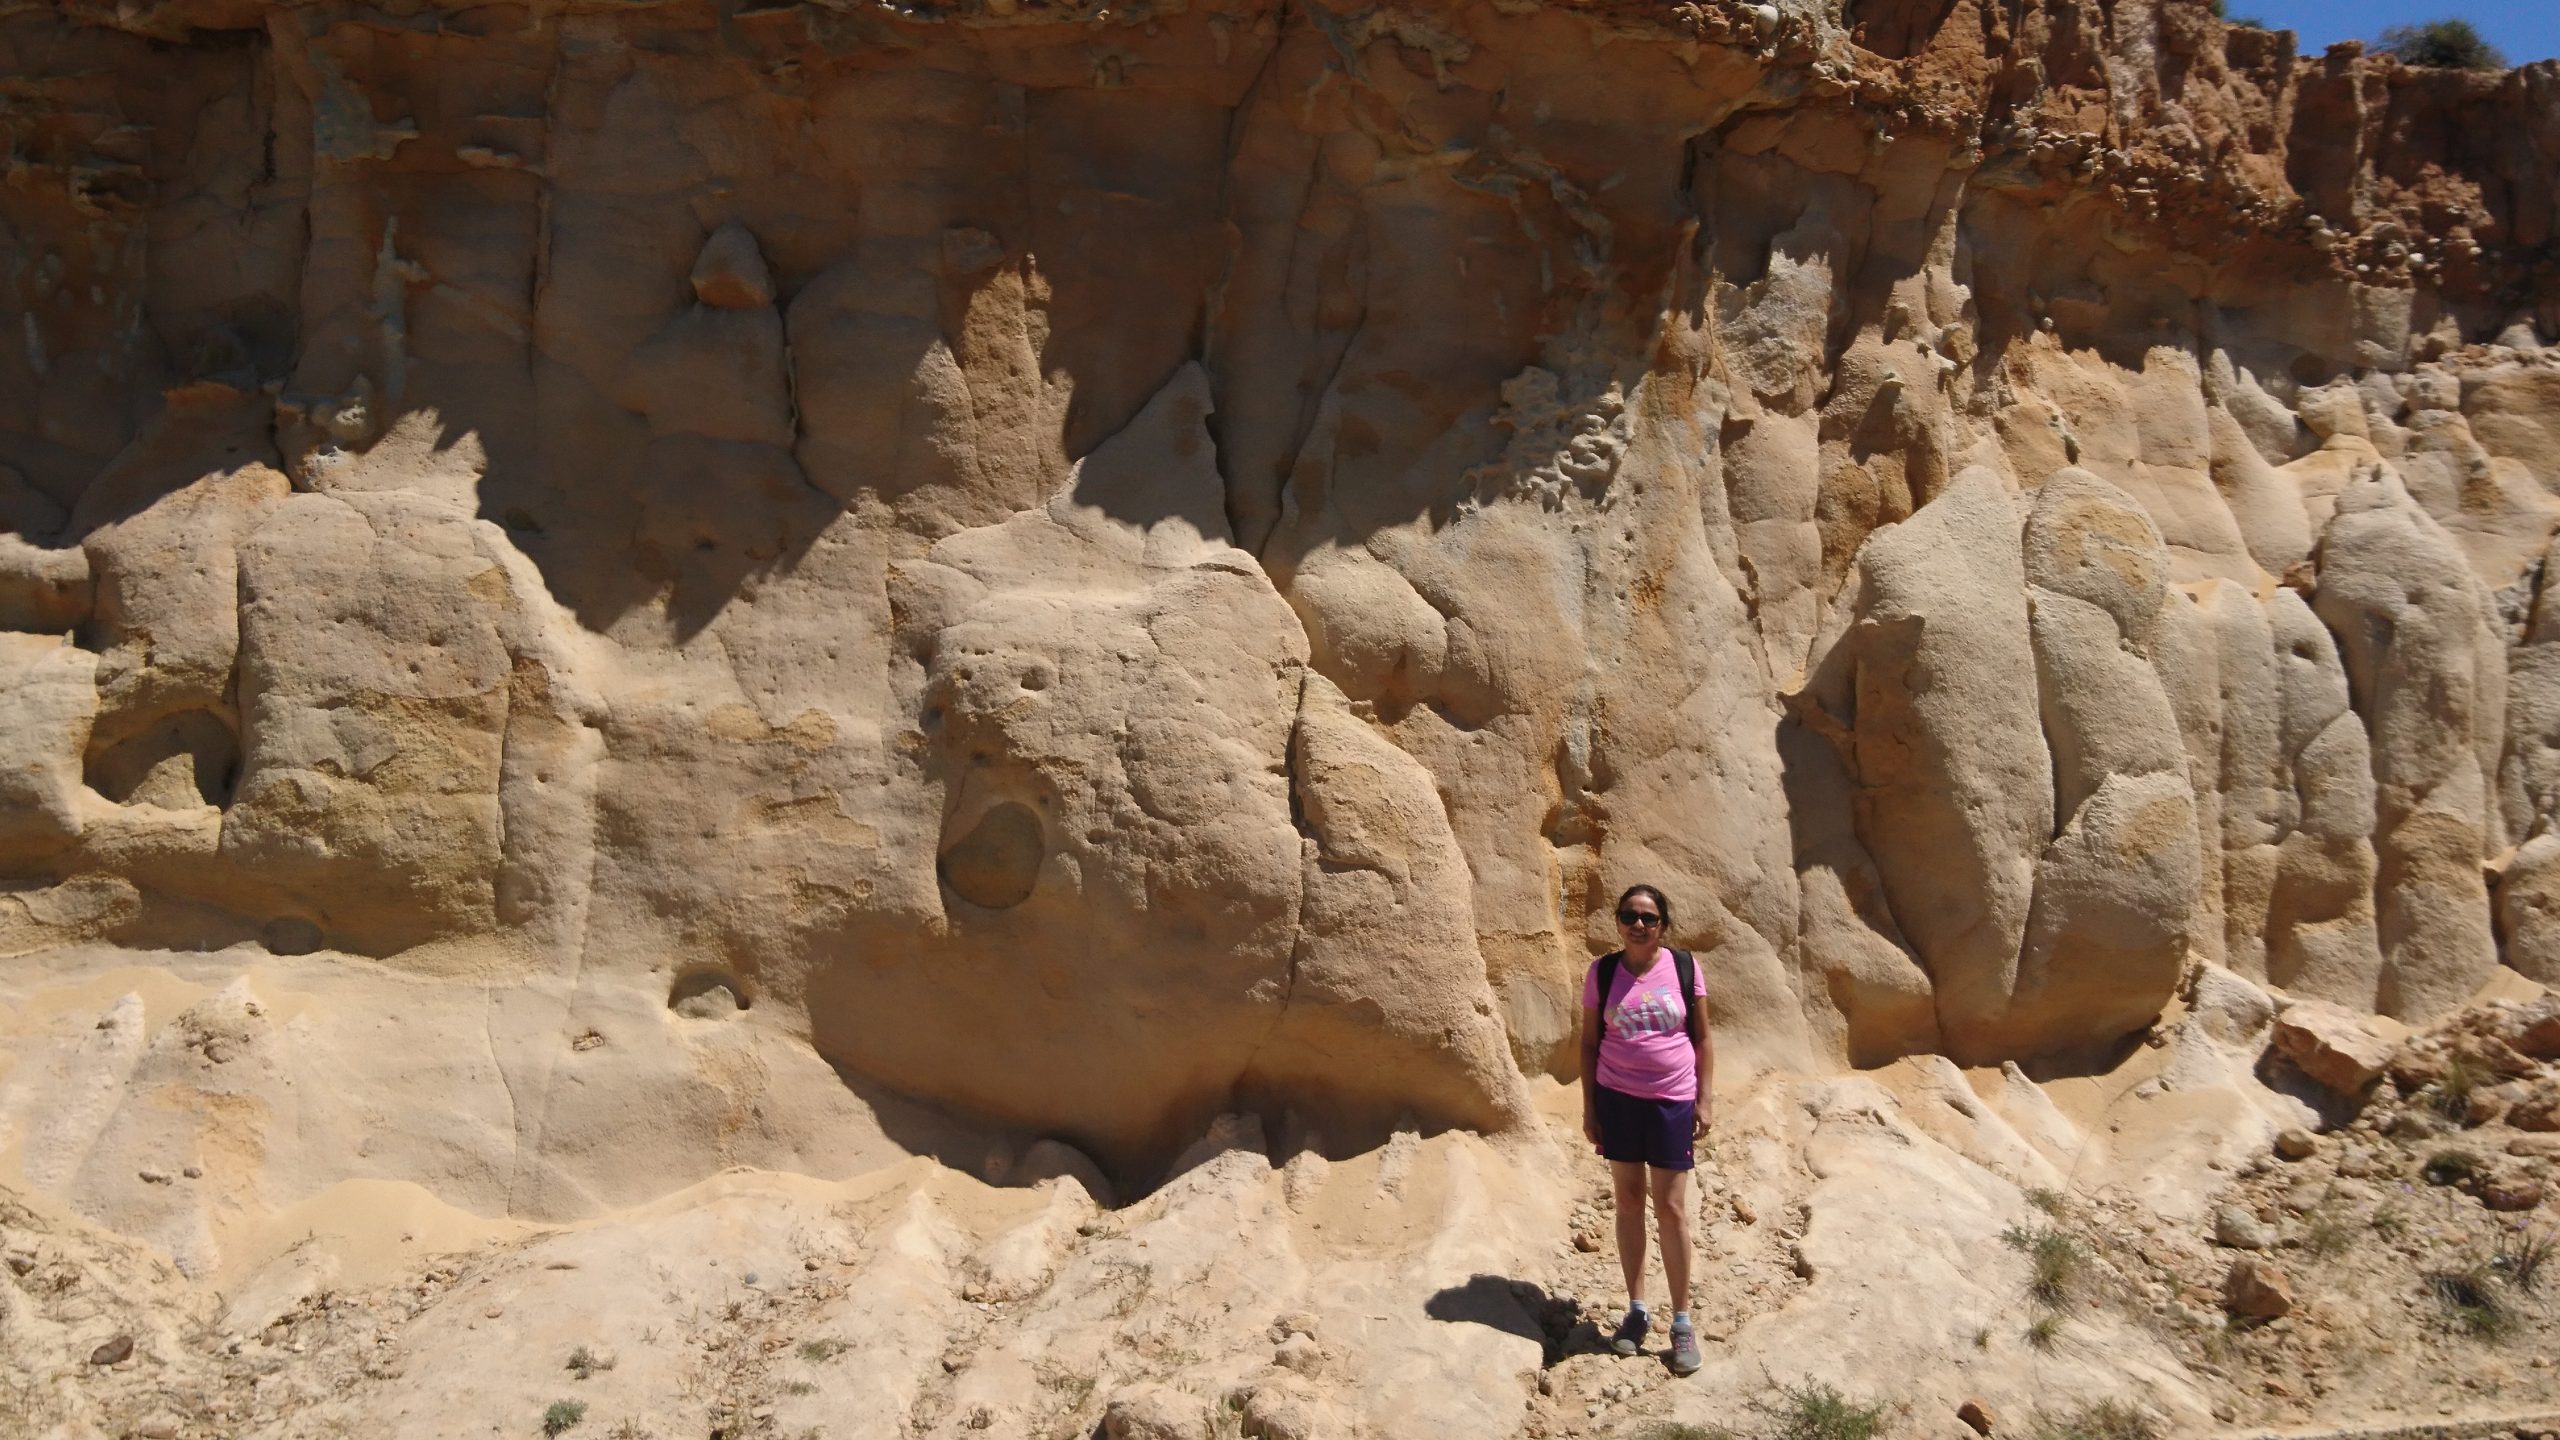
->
xmin=3 ymin=0 xmax=2559 ymax=1199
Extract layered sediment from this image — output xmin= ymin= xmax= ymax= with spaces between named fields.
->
xmin=2 ymin=0 xmax=2558 ymax=1201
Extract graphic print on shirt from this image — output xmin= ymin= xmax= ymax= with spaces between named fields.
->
xmin=1608 ymin=989 xmax=1684 ymax=1040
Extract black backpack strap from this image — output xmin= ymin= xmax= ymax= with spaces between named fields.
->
xmin=1597 ymin=951 xmax=1622 ymax=1017
xmin=1673 ymin=948 xmax=1702 ymax=1042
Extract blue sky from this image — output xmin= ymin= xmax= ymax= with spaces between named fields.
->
xmin=2232 ymin=1 xmax=2559 ymax=66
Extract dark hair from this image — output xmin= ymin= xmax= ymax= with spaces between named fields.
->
xmin=1615 ymin=883 xmax=1671 ymax=930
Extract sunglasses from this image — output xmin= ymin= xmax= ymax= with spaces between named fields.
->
xmin=1615 ymin=910 xmax=1664 ymax=928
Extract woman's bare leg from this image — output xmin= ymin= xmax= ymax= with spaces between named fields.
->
xmin=1610 ymin=1159 xmax=1650 ymax=1304
xmin=1649 ymin=1164 xmax=1694 ymax=1314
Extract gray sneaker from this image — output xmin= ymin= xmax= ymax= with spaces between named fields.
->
xmin=1667 ymin=1318 xmax=1702 ymax=1375
xmin=1609 ymin=1306 xmax=1649 ymax=1356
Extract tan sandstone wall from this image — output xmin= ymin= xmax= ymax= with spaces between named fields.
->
xmin=3 ymin=0 xmax=2559 ymax=1184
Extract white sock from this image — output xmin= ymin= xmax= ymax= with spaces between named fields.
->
xmin=1672 ymin=1311 xmax=1691 ymax=1327
xmin=1629 ymin=1298 xmax=1649 ymax=1315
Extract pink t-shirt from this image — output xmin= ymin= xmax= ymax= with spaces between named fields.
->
xmin=1583 ymin=951 xmax=1709 ymax=1102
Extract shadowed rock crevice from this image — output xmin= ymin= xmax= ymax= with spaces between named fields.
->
xmin=82 ymin=708 xmax=239 ymax=810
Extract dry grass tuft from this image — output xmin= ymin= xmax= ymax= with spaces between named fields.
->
xmin=2003 ymin=1223 xmax=2087 ymax=1308
xmin=1748 ymin=1379 xmax=1891 ymax=1440
xmin=2495 ymin=1224 xmax=2555 ymax=1292
xmin=2031 ymin=1400 xmax=2160 ymax=1440
xmin=2426 ymin=1261 xmax=2515 ymax=1341
xmin=2300 ymin=1209 xmax=2357 ymax=1259
xmin=2422 ymin=1149 xmax=2483 ymax=1187
xmin=2428 ymin=1057 xmax=2478 ymax=1122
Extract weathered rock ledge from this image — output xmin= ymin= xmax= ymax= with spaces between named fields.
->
xmin=2 ymin=0 xmax=2558 ymax=1191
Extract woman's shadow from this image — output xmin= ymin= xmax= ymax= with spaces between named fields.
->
xmin=1423 ymin=1275 xmax=1607 ymax=1367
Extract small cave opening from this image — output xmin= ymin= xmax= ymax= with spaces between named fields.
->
xmin=84 ymin=709 xmax=240 ymax=809
xmin=260 ymin=916 xmax=323 ymax=956
xmin=937 ymin=801 xmax=1044 ymax=911
xmin=669 ymin=969 xmax=750 ymax=1019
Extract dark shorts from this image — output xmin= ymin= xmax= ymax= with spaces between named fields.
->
xmin=1593 ymin=1083 xmax=1695 ymax=1171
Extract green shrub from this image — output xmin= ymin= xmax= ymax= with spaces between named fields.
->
xmin=565 ymin=1346 xmax=613 ymax=1380
xmin=543 ymin=1400 xmax=588 ymax=1437
xmin=2378 ymin=19 xmax=2506 ymax=70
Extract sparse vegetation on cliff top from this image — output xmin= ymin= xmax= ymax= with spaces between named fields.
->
xmin=2379 ymin=18 xmax=2506 ymax=70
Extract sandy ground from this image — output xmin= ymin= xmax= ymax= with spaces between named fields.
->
xmin=2 ymin=948 xmax=2556 ymax=1440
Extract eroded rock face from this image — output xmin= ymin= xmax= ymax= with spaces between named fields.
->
xmin=3 ymin=0 xmax=2560 ymax=1194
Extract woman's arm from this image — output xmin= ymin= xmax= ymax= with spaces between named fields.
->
xmin=1581 ymin=1002 xmax=1605 ymax=1146
xmin=1693 ymin=992 xmax=1716 ymax=1134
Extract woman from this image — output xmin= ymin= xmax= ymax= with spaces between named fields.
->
xmin=1580 ymin=883 xmax=1714 ymax=1376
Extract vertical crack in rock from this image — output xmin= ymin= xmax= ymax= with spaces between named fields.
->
xmin=1200 ymin=19 xmax=1287 ymax=549
xmin=1237 ymin=663 xmax=1319 ymax=1101
xmin=481 ymin=983 xmax=527 ymax=1212
xmin=1257 ymin=284 xmax=1365 ymax=566
xmin=526 ymin=31 xmax=563 ymax=381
